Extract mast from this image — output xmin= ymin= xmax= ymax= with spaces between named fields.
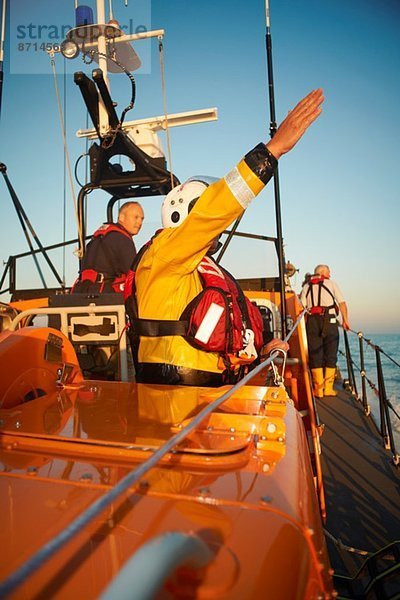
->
xmin=96 ymin=0 xmax=111 ymax=135
xmin=264 ymin=0 xmax=287 ymax=337
xmin=0 ymin=0 xmax=6 ymax=122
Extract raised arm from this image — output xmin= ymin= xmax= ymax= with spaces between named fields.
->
xmin=267 ymin=89 xmax=324 ymax=159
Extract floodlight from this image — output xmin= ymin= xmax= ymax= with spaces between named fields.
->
xmin=60 ymin=39 xmax=79 ymax=60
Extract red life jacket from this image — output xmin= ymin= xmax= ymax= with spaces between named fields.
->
xmin=124 ymin=245 xmax=265 ymax=368
xmin=92 ymin=223 xmax=132 ymax=241
xmin=306 ymin=275 xmax=339 ymax=316
xmin=72 ymin=224 xmax=132 ymax=293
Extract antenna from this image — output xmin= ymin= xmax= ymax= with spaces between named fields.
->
xmin=108 ymin=0 xmax=114 ymax=21
xmin=264 ymin=0 xmax=287 ymax=338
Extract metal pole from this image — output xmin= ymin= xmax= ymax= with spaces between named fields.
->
xmin=96 ymin=0 xmax=110 ymax=136
xmin=375 ymin=346 xmax=397 ymax=457
xmin=216 ymin=215 xmax=243 ymax=263
xmin=108 ymin=0 xmax=114 ymax=21
xmin=0 ymin=255 xmax=11 ymax=293
xmin=0 ymin=0 xmax=6 ymax=122
xmin=343 ymin=329 xmax=358 ymax=399
xmin=358 ymin=331 xmax=370 ymax=415
xmin=375 ymin=346 xmax=387 ymax=443
xmin=264 ymin=0 xmax=287 ymax=337
xmin=0 ymin=164 xmax=64 ymax=287
xmin=0 ymin=165 xmax=47 ymax=287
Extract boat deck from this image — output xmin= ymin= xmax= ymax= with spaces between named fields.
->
xmin=317 ymin=384 xmax=400 ymax=580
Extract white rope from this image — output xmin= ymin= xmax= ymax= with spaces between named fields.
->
xmin=50 ymin=55 xmax=84 ymax=259
xmin=158 ymin=36 xmax=174 ymax=190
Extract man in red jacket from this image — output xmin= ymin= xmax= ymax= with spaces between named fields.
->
xmin=72 ymin=201 xmax=144 ymax=294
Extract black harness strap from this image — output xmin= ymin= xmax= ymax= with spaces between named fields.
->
xmin=306 ymin=280 xmax=338 ymax=313
xmin=131 ymin=318 xmax=188 ymax=337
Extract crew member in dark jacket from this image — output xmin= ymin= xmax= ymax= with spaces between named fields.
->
xmin=72 ymin=201 xmax=144 ymax=294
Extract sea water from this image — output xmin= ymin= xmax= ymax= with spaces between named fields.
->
xmin=337 ymin=333 xmax=400 ymax=451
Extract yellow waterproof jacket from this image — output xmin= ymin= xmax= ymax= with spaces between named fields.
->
xmin=135 ymin=147 xmax=275 ymax=380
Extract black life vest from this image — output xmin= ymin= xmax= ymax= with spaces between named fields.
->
xmin=123 ymin=240 xmax=265 ymax=370
xmin=306 ymin=275 xmax=339 ymax=316
xmin=71 ymin=224 xmax=133 ymax=293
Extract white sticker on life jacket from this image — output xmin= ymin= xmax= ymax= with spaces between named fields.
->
xmin=224 ymin=166 xmax=255 ymax=208
xmin=194 ymin=302 xmax=224 ymax=344
xmin=242 ymin=328 xmax=257 ymax=359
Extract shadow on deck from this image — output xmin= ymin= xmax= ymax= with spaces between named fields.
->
xmin=317 ymin=384 xmax=400 ymax=584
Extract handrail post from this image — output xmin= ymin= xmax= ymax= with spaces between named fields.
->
xmin=375 ymin=346 xmax=399 ymax=464
xmin=343 ymin=329 xmax=358 ymax=399
xmin=358 ymin=331 xmax=370 ymax=415
xmin=375 ymin=346 xmax=388 ymax=445
xmin=9 ymin=255 xmax=16 ymax=295
xmin=0 ymin=256 xmax=11 ymax=293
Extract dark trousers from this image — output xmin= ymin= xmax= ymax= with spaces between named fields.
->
xmin=306 ymin=314 xmax=339 ymax=369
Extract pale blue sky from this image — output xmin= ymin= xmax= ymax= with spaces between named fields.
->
xmin=1 ymin=0 xmax=399 ymax=333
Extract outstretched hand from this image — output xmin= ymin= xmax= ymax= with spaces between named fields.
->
xmin=267 ymin=89 xmax=324 ymax=160
xmin=342 ymin=320 xmax=350 ymax=331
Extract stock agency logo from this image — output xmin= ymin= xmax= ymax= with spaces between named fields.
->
xmin=15 ymin=20 xmax=147 ymax=42
xmin=10 ymin=2 xmax=152 ymax=75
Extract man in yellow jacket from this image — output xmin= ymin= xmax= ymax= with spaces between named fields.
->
xmin=133 ymin=89 xmax=324 ymax=386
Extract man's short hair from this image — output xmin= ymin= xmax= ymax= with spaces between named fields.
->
xmin=314 ymin=264 xmax=330 ymax=275
xmin=118 ymin=201 xmax=142 ymax=217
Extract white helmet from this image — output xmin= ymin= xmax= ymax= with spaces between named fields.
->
xmin=161 ymin=176 xmax=218 ymax=228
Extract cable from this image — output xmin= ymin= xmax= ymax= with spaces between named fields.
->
xmin=339 ymin=333 xmax=400 ymax=424
xmin=50 ymin=54 xmax=83 ymax=258
xmin=82 ymin=48 xmax=136 ymax=131
xmin=158 ymin=37 xmax=174 ymax=191
xmin=376 ymin=347 xmax=400 ymax=369
xmin=74 ymin=153 xmax=90 ymax=188
xmin=347 ymin=328 xmax=400 ymax=370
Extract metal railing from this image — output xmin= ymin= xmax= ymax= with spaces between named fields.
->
xmin=0 ymin=237 xmax=89 ymax=297
xmin=339 ymin=329 xmax=400 ymax=466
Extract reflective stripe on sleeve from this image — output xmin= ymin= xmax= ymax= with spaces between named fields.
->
xmin=224 ymin=167 xmax=255 ymax=209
